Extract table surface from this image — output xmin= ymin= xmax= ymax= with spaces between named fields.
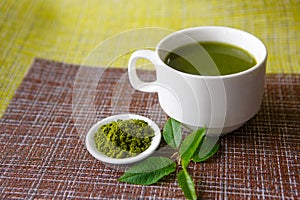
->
xmin=0 ymin=58 xmax=299 ymax=199
xmin=0 ymin=1 xmax=300 ymax=199
xmin=0 ymin=0 xmax=300 ymax=116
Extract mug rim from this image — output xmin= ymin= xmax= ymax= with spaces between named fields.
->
xmin=155 ymin=26 xmax=267 ymax=79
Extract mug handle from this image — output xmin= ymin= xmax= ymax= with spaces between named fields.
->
xmin=128 ymin=50 xmax=158 ymax=92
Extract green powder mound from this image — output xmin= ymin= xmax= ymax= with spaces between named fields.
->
xmin=95 ymin=119 xmax=155 ymax=159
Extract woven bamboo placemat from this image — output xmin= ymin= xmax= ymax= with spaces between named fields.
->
xmin=1 ymin=0 xmax=300 ymax=117
xmin=0 ymin=58 xmax=299 ymax=199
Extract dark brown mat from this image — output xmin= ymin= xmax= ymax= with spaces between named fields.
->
xmin=0 ymin=58 xmax=299 ymax=199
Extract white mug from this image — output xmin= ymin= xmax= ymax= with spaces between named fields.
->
xmin=128 ymin=26 xmax=267 ymax=135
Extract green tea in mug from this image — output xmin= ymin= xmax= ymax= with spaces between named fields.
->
xmin=164 ymin=42 xmax=256 ymax=76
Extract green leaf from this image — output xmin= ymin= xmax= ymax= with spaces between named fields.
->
xmin=178 ymin=168 xmax=197 ymax=200
xmin=118 ymin=156 xmax=176 ymax=185
xmin=192 ymin=136 xmax=219 ymax=162
xmin=179 ymin=128 xmax=206 ymax=168
xmin=163 ymin=118 xmax=182 ymax=149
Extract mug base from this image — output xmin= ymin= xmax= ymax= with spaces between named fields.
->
xmin=182 ymin=123 xmax=245 ymax=137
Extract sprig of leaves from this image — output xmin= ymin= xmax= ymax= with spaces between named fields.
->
xmin=118 ymin=118 xmax=220 ymax=200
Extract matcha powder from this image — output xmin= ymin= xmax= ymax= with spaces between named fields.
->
xmin=94 ymin=119 xmax=155 ymax=159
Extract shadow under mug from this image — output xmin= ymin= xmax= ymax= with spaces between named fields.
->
xmin=128 ymin=26 xmax=267 ymax=135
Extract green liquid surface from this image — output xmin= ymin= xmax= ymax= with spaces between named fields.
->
xmin=164 ymin=42 xmax=256 ymax=76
